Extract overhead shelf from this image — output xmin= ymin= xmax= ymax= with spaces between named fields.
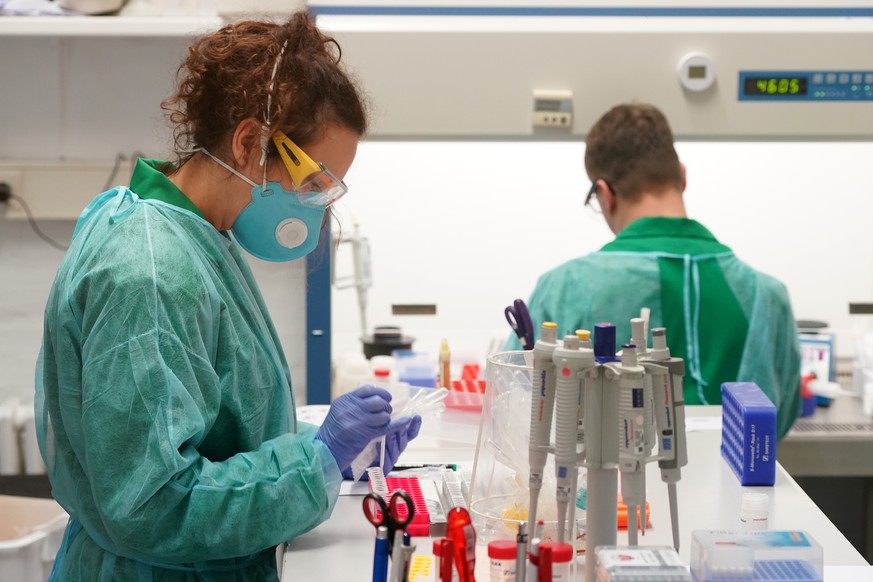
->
xmin=0 ymin=15 xmax=224 ymax=37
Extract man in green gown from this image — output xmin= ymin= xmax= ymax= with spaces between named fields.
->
xmin=508 ymin=103 xmax=801 ymax=438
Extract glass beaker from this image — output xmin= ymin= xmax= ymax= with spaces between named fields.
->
xmin=469 ymin=351 xmax=587 ymax=554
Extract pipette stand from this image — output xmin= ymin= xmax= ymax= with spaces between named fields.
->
xmin=530 ymin=317 xmax=688 ymax=582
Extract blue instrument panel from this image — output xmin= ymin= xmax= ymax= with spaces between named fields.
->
xmin=738 ymin=70 xmax=873 ymax=101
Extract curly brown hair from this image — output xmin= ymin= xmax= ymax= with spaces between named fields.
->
xmin=161 ymin=11 xmax=368 ymax=167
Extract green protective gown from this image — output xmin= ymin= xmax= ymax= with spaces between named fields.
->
xmin=35 ymin=159 xmax=341 ymax=581
xmin=506 ymin=217 xmax=801 ymax=439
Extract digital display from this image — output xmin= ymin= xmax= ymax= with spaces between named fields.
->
xmin=688 ymin=65 xmax=707 ymax=79
xmin=743 ymin=76 xmax=808 ymax=96
xmin=535 ymin=99 xmax=562 ymax=112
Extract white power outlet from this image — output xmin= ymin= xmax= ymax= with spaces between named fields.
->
xmin=0 ymin=169 xmax=23 ymax=214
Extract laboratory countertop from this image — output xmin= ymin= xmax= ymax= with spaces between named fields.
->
xmin=280 ymin=406 xmax=871 ymax=581
xmin=779 ymin=393 xmax=873 ymax=477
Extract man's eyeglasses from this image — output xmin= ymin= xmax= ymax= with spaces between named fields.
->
xmin=585 ymin=180 xmax=603 ymax=214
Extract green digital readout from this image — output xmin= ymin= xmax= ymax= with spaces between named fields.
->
xmin=743 ymin=76 xmax=808 ymax=96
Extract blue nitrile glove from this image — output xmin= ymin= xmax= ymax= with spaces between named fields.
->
xmin=315 ymin=385 xmax=393 ymax=472
xmin=381 ymin=415 xmax=423 ymax=473
xmin=341 ymin=414 xmax=423 ymax=480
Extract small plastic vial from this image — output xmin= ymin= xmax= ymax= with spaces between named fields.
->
xmin=488 ymin=540 xmax=517 ymax=582
xmin=740 ymin=491 xmax=770 ymax=530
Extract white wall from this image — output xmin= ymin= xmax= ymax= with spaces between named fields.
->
xmin=0 ymin=36 xmax=188 ymax=161
xmin=2 ymin=20 xmax=872 ymax=403
xmin=0 ymin=32 xmax=309 ymax=402
xmin=0 ymin=25 xmax=312 ymax=405
xmin=216 ymin=0 xmax=306 ymax=17
xmin=0 ymin=213 xmax=309 ymax=405
xmin=331 ymin=140 xmax=873 ymax=367
xmin=0 ymin=220 xmax=73 ymax=405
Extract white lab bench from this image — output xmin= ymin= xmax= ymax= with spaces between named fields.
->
xmin=280 ymin=406 xmax=872 ymax=581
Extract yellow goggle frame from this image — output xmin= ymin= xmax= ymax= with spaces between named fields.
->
xmin=271 ymin=130 xmax=348 ymax=207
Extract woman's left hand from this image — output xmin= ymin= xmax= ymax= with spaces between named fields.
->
xmin=380 ymin=415 xmax=423 ymax=473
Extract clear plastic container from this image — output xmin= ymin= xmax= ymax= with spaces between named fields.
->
xmin=690 ymin=530 xmax=823 ymax=582
xmin=851 ymin=311 xmax=873 ymax=416
xmin=740 ymin=491 xmax=770 ymax=531
xmin=469 ymin=352 xmax=586 ymax=555
xmin=596 ymin=546 xmax=690 ymax=581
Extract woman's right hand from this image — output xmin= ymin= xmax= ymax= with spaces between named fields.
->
xmin=314 ymin=385 xmax=393 ymax=471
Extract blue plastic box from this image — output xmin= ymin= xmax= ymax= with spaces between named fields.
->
xmin=392 ymin=350 xmax=438 ymax=388
xmin=721 ymin=382 xmax=777 ymax=486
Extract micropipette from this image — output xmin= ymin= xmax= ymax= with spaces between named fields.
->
xmin=510 ymin=314 xmax=687 ymax=581
xmin=644 ymin=327 xmax=688 ymax=552
xmin=583 ymin=323 xmax=620 ymax=582
xmin=629 ymin=318 xmax=658 ymax=538
xmin=552 ymin=333 xmax=592 ymax=544
xmin=528 ymin=322 xmax=558 ymax=539
xmin=615 ymin=343 xmax=647 ymax=546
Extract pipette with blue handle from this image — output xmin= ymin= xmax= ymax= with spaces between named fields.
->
xmin=584 ymin=324 xmax=620 ymax=582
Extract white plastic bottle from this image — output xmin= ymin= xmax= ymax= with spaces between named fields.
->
xmin=371 ymin=368 xmax=410 ymax=414
xmin=0 ymin=400 xmax=21 ymax=476
xmin=332 ymin=351 xmax=372 ymax=398
xmin=488 ymin=539 xmax=517 ymax=582
xmin=740 ymin=492 xmax=770 ymax=530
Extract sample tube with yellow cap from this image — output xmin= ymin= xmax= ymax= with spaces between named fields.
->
xmin=439 ymin=338 xmax=451 ymax=389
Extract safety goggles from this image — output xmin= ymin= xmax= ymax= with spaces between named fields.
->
xmin=272 ymin=130 xmax=348 ymax=208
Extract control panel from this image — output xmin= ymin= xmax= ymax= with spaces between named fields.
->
xmin=739 ymin=70 xmax=873 ymax=101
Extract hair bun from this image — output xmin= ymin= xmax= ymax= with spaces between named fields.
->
xmin=281 ymin=12 xmax=334 ymax=60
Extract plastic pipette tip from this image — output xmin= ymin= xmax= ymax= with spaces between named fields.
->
xmin=367 ymin=467 xmax=390 ymax=498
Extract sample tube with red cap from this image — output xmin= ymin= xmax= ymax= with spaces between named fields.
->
xmin=488 ymin=540 xmax=516 ymax=582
